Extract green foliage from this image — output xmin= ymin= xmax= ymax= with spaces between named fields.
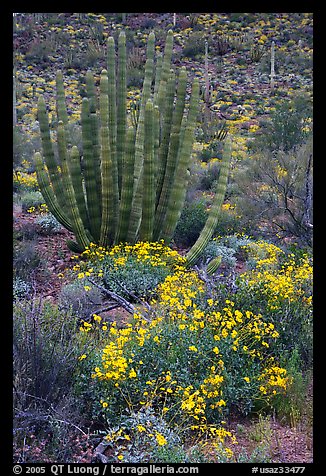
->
xmin=58 ymin=280 xmax=103 ymax=320
xmin=13 ymin=240 xmax=42 ymax=281
xmin=250 ymin=43 xmax=265 ymax=63
xmin=181 ymin=32 xmax=205 ymax=58
xmin=25 ymin=38 xmax=55 ymax=63
xmin=198 ymin=161 xmax=221 ymax=191
xmin=252 ymin=94 xmax=312 ymax=153
xmin=234 ymin=243 xmax=313 ymax=367
xmin=201 ymin=241 xmax=237 ymax=268
xmin=173 ymin=200 xmax=207 ymax=247
xmin=234 ymin=138 xmax=313 ymax=246
xmin=13 ymin=126 xmax=40 ymax=171
xmin=77 ymin=241 xmax=185 ymax=303
xmin=20 ymin=190 xmax=44 ymax=212
xmin=272 ymin=348 xmax=313 ymax=427
xmin=13 ymin=299 xmax=84 ymax=405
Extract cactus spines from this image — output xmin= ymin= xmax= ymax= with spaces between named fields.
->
xmin=185 ymin=138 xmax=232 ymax=267
xmin=34 ymin=28 xmax=220 ymax=258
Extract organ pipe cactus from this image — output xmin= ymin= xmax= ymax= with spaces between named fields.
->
xmin=34 ymin=28 xmax=232 ymax=268
xmin=34 ymin=30 xmax=201 ymax=253
xmin=186 ymin=138 xmax=232 ymax=267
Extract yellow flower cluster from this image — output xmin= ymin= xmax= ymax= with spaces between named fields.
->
xmin=244 ymin=240 xmax=284 ymax=270
xmin=13 ymin=171 xmax=39 ymax=190
xmin=74 ymin=241 xmax=186 ymax=278
xmin=89 ymin=268 xmax=288 ymax=441
xmin=26 ymin=203 xmax=49 ymax=214
xmin=154 ymin=270 xmax=205 ymax=314
xmin=241 ymin=243 xmax=312 ymax=310
xmin=258 ymin=365 xmax=290 ymax=396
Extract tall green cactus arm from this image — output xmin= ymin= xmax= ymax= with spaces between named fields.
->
xmin=107 ymin=36 xmax=119 ymax=229
xmin=56 ymin=71 xmax=69 ymax=126
xmin=117 ymin=31 xmax=127 ymax=194
xmin=206 ymin=256 xmax=222 ymax=275
xmin=68 ymin=145 xmax=89 ymax=231
xmin=159 ymin=78 xmax=200 ymax=243
xmin=81 ymin=97 xmax=101 ymax=242
xmin=133 ymin=31 xmax=155 ymax=188
xmin=116 ymin=127 xmax=136 ymax=244
xmin=155 ymin=29 xmax=174 ymax=111
xmin=154 ymin=69 xmax=175 ymax=208
xmin=153 ymin=55 xmax=163 ymax=101
xmin=86 ymin=70 xmax=102 ymax=210
xmin=56 ymin=71 xmax=71 ymax=148
xmin=33 ymin=152 xmax=73 ymax=232
xmin=99 ymin=69 xmax=114 ymax=247
xmin=186 ymin=138 xmax=232 ymax=267
xmin=153 ymin=105 xmax=160 ymax=178
xmin=37 ymin=95 xmax=68 ymax=214
xmin=57 ymin=122 xmax=92 ymax=250
xmin=153 ymin=67 xmax=187 ymax=240
xmin=127 ymin=31 xmax=155 ymax=242
xmin=139 ymin=100 xmax=155 ymax=242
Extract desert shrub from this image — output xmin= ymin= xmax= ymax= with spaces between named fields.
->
xmin=272 ymin=348 xmax=313 ymax=428
xmin=197 ymin=159 xmax=221 ymax=191
xmin=58 ymin=279 xmax=103 ymax=320
xmin=199 ymin=141 xmax=224 ymax=163
xmin=182 ymin=32 xmax=205 ymax=58
xmin=82 ymin=40 xmax=105 ymax=67
xmin=13 ymin=298 xmax=98 ymax=462
xmin=25 ymin=38 xmax=55 ymax=63
xmin=20 ymin=191 xmax=45 ymax=213
xmin=201 ymin=241 xmax=237 ymax=268
xmin=94 ymin=406 xmax=232 ymax=463
xmin=72 ymin=241 xmax=186 ymax=303
xmin=14 ymin=220 xmax=38 ymax=241
xmin=13 ymin=240 xmax=42 ymax=281
xmin=252 ymin=94 xmax=312 ymax=153
xmin=234 ymin=240 xmax=313 ymax=367
xmin=127 ymin=68 xmax=145 ymax=88
xmin=234 ymin=138 xmax=313 ymax=246
xmin=13 ymin=171 xmax=39 ymax=193
xmin=13 ymin=299 xmax=85 ymax=406
xmin=173 ymin=200 xmax=208 ymax=247
xmin=35 ymin=213 xmax=63 ymax=235
xmin=76 ymin=268 xmax=289 ymax=446
xmin=215 ymin=203 xmax=245 ymax=237
xmin=13 ymin=127 xmax=39 ymax=172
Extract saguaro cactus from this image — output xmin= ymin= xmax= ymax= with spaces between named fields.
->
xmin=34 ymin=30 xmax=200 ymax=253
